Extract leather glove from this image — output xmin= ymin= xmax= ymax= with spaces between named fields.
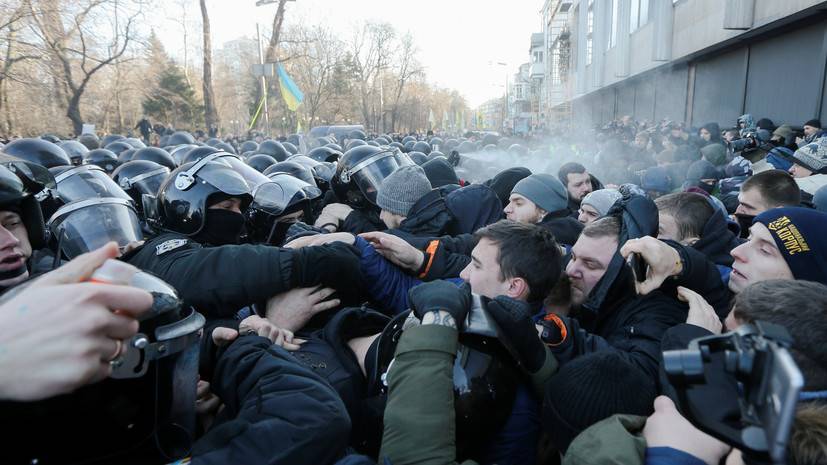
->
xmin=486 ymin=295 xmax=548 ymax=373
xmin=408 ymin=281 xmax=472 ymax=328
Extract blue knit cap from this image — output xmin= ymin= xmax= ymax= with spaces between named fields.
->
xmin=753 ymin=208 xmax=827 ymax=285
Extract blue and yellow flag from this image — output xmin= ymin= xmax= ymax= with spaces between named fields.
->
xmin=277 ymin=63 xmax=304 ymax=112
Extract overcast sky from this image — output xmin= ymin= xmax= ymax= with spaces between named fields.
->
xmin=156 ymin=0 xmax=544 ymax=108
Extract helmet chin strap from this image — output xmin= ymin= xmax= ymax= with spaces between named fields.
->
xmin=0 ymin=263 xmax=27 ymax=281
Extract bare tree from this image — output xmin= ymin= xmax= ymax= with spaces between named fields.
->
xmin=28 ymin=0 xmax=143 ymax=135
xmin=349 ymin=21 xmax=395 ymax=132
xmin=263 ymin=0 xmax=290 ymax=63
xmin=199 ymin=0 xmax=218 ymax=134
xmin=387 ymin=32 xmax=422 ymax=132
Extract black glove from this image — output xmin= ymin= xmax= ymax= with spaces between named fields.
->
xmin=290 ymin=242 xmax=364 ymax=302
xmin=284 ymin=222 xmax=325 ymax=244
xmin=486 ymin=296 xmax=548 ymax=373
xmin=408 ymin=281 xmax=472 ymax=328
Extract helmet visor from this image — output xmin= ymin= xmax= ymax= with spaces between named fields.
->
xmin=216 ymin=154 xmax=270 ymax=189
xmin=55 ymin=166 xmax=132 ymax=204
xmin=252 ymin=176 xmax=319 ymax=217
xmin=351 ymin=152 xmax=401 ymax=204
xmin=189 ymin=159 xmax=251 ymax=198
xmin=49 ymin=199 xmax=143 ymax=259
xmin=128 ymin=167 xmax=170 ymax=196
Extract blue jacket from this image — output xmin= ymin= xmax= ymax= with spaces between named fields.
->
xmin=354 ymin=236 xmax=462 ymax=314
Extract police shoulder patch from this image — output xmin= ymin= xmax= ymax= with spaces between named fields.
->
xmin=156 ymin=238 xmax=188 ymax=256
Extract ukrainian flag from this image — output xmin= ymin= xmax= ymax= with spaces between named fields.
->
xmin=277 ymin=63 xmax=304 ymax=112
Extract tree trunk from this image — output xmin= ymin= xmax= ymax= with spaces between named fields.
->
xmin=264 ymin=0 xmax=290 ymax=63
xmin=200 ymin=0 xmax=219 ymax=134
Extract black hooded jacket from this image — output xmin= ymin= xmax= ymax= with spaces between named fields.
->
xmin=484 ymin=167 xmax=532 ymax=209
xmin=537 ymin=210 xmax=584 ymax=247
xmin=692 ymin=210 xmax=742 ymax=269
xmin=391 ymin=188 xmax=456 ymax=240
xmin=550 ymin=195 xmax=730 ymax=387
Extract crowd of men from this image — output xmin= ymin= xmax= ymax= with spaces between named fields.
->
xmin=0 ymin=113 xmax=825 ymax=465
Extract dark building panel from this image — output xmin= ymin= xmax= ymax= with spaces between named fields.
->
xmin=600 ymin=89 xmax=616 ymax=123
xmin=634 ymin=79 xmax=656 ymax=122
xmin=691 ymin=48 xmax=747 ymax=127
xmin=654 ymin=65 xmax=688 ymax=123
xmin=745 ymin=20 xmax=827 ymax=126
xmin=617 ymin=83 xmax=636 ymax=118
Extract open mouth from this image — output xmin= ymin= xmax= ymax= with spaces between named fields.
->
xmin=731 ymin=267 xmax=746 ymax=280
xmin=0 ymin=254 xmax=24 ymax=267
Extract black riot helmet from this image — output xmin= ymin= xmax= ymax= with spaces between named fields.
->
xmin=325 ymin=142 xmax=343 ymax=152
xmin=264 ymin=161 xmax=318 ymax=188
xmin=407 ymin=151 xmax=428 ymax=165
xmin=167 ymin=131 xmax=196 ymax=146
xmin=77 ymin=133 xmax=100 ymax=150
xmin=55 ymin=164 xmax=133 ymax=205
xmin=153 ymin=154 xmax=253 ymax=236
xmin=84 ymin=148 xmax=121 ymax=174
xmin=307 ymin=146 xmax=342 ymax=163
xmin=214 ymin=141 xmax=236 ymax=154
xmin=132 ymin=147 xmax=177 ymax=170
xmin=104 ymin=141 xmax=135 ymax=157
xmin=258 ymin=140 xmax=289 ymax=162
xmin=403 ymin=140 xmax=416 ymax=153
xmin=313 ymin=162 xmax=336 ymax=193
xmin=40 ymin=134 xmax=61 ymax=144
xmin=2 ymin=156 xmax=62 ymax=222
xmin=124 ymin=137 xmax=146 ymax=149
xmin=282 ymin=141 xmax=299 ymax=155
xmin=345 ymin=139 xmax=368 ymax=151
xmin=0 ymin=163 xmax=47 ymax=249
xmin=287 ymin=133 xmax=302 ymax=147
xmin=348 ymin=129 xmax=367 ymax=141
xmin=169 ymin=144 xmax=200 ymax=166
xmin=401 ymin=135 xmax=416 ymax=145
xmin=247 ymin=173 xmax=321 ymax=245
xmin=240 ymin=140 xmax=258 ymax=153
xmin=48 ymin=197 xmax=143 ymax=259
xmin=3 ymin=269 xmax=205 ymax=464
xmin=2 ymin=138 xmax=71 ymax=168
xmin=58 ymin=140 xmax=89 ymax=166
xmin=205 ymin=138 xmax=222 ymax=147
xmin=369 ymin=296 xmax=519 ymax=460
xmin=332 ymin=145 xmax=402 ymax=209
xmin=508 ymin=144 xmax=528 ymax=157
xmin=246 ymin=154 xmax=278 ymax=173
xmin=118 ymin=148 xmax=137 ymax=164
xmin=112 ymin=160 xmax=171 ymax=212
xmin=216 ymin=152 xmax=270 ymax=190
xmin=429 ymin=136 xmax=444 ymax=148
xmin=181 ymin=145 xmax=220 ymax=165
xmin=412 ymin=141 xmax=431 ymax=155
xmin=101 ymin=134 xmax=125 ymax=147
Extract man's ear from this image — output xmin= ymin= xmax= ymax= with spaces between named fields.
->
xmin=507 ymin=277 xmax=530 ymax=301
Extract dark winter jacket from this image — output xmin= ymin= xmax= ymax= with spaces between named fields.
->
xmin=692 ymin=210 xmax=743 ymax=285
xmin=126 ymin=232 xmax=363 ymax=319
xmin=444 ymin=183 xmax=503 ymax=235
xmin=484 ymin=167 xmax=532 ymax=209
xmin=342 ymin=207 xmax=386 ymax=234
xmin=391 ymin=188 xmax=456 ymax=239
xmin=537 ymin=210 xmax=584 ymax=246
xmin=422 ymin=158 xmax=460 ymax=188
xmin=192 ymin=335 xmax=351 ymax=465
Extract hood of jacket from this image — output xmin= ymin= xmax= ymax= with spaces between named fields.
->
xmin=700 ymin=122 xmax=722 ymax=144
xmin=397 ymin=188 xmax=455 ymax=237
xmin=445 ymin=183 xmax=504 ymax=235
xmin=562 ymin=414 xmax=647 ymax=465
xmin=692 ymin=210 xmax=741 ymax=267
xmin=581 ymin=194 xmax=659 ymax=325
xmin=538 ymin=210 xmax=584 ymax=247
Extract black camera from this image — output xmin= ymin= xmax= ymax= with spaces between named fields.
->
xmin=663 ymin=321 xmax=803 ymax=465
xmin=727 ymin=129 xmax=760 ymax=153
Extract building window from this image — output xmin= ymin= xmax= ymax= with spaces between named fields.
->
xmin=630 ymin=0 xmax=650 ymax=32
xmin=533 ymin=51 xmax=544 ymax=63
xmin=551 ymin=43 xmax=561 ymax=85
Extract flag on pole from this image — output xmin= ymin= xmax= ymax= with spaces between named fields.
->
xmin=297 ymin=117 xmax=302 ymax=134
xmin=277 ymin=63 xmax=304 ymax=112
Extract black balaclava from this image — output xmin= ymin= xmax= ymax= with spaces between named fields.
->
xmin=194 ymin=194 xmax=247 ymax=246
xmin=734 ymin=213 xmax=755 ymax=239
xmin=196 ymin=209 xmax=245 ymax=246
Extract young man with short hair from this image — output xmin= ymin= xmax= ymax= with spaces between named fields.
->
xmin=505 ymin=173 xmax=584 ymax=246
xmin=558 ymin=162 xmax=594 ymax=214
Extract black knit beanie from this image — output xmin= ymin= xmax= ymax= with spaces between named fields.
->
xmin=542 ymin=351 xmax=657 ymax=453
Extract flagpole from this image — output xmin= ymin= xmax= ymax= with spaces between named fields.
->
xmin=256 ymin=23 xmax=271 ymax=134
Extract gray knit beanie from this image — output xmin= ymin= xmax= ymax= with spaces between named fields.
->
xmin=376 ymin=165 xmax=432 ymax=216
xmin=511 ymin=173 xmax=569 ymax=214
xmin=581 ymin=189 xmax=622 ymax=217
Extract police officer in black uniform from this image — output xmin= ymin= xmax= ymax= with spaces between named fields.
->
xmin=125 ymin=153 xmax=364 ymax=320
